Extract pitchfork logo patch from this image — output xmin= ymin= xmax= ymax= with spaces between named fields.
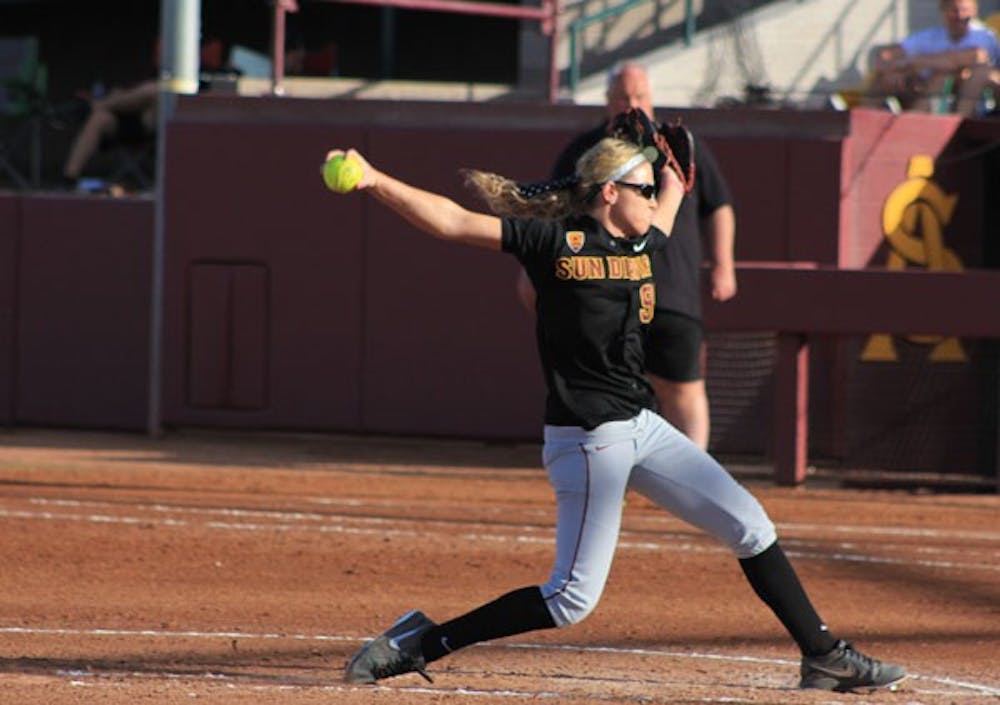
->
xmin=565 ymin=230 xmax=585 ymax=253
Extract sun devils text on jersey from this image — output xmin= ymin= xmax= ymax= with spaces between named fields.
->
xmin=502 ymin=215 xmax=668 ymax=429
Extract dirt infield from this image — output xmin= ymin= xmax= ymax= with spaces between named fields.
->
xmin=0 ymin=428 xmax=997 ymax=704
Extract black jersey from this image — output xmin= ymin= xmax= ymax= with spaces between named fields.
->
xmin=502 ymin=215 xmax=667 ymax=429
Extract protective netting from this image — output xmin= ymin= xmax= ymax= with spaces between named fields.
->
xmin=843 ymin=335 xmax=999 ymax=477
xmin=692 ymin=0 xmax=774 ymax=108
xmin=704 ymin=331 xmax=776 ymax=455
xmin=704 ymin=331 xmax=999 ymax=479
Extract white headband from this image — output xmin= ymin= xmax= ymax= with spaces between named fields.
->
xmin=606 ymin=153 xmax=648 ymax=183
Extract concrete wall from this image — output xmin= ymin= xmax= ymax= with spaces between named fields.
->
xmin=574 ymin=0 xmax=911 ymax=108
xmin=571 ymin=0 xmax=1000 ymax=109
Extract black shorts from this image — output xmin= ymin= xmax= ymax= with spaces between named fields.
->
xmin=643 ymin=309 xmax=704 ymax=383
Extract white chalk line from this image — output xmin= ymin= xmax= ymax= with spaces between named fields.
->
xmin=22 ymin=496 xmax=1000 ymax=544
xmin=0 ymin=625 xmax=355 ymax=642
xmin=62 ymin=676 xmax=755 ymax=703
xmin=2 ymin=498 xmax=998 ymax=572
xmin=508 ymin=644 xmax=1000 ymax=696
xmin=54 ymin=678 xmax=1000 ymax=703
xmin=778 ymin=522 xmax=1000 ymax=543
xmin=1 ymin=625 xmax=997 ymax=699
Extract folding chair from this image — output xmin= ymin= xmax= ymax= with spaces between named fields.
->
xmin=105 ymin=131 xmax=156 ymax=190
xmin=0 ymin=36 xmax=46 ymax=189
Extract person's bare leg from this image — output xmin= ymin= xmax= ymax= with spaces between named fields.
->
xmin=650 ymin=375 xmax=710 ymax=450
xmin=63 ymin=109 xmax=119 ymax=180
xmin=98 ymin=80 xmax=159 ymax=115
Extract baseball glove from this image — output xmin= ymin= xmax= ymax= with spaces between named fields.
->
xmin=607 ymin=108 xmax=696 ymax=193
xmin=657 ymin=119 xmax=695 ymax=193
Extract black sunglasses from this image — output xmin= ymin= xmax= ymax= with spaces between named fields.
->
xmin=615 ymin=181 xmax=657 ymax=199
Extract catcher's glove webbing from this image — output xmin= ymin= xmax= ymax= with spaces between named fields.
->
xmin=607 ymin=108 xmax=696 ymax=194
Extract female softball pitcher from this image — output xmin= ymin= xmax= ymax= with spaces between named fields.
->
xmin=333 ymin=137 xmax=905 ymax=693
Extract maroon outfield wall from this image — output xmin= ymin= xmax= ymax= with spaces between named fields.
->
xmin=8 ymin=195 xmax=153 ymax=429
xmin=3 ymin=97 xmax=998 ymax=481
xmin=160 ymin=100 xmax=568 ymax=437
xmin=1 ymin=100 xmax=853 ymax=441
xmin=159 ymin=97 xmax=855 ymax=440
xmin=829 ymin=111 xmax=997 ymax=478
xmin=0 ymin=195 xmax=17 ymax=425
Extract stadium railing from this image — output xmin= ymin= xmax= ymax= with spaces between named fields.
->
xmin=704 ymin=262 xmax=1000 ymax=486
xmin=268 ymin=0 xmax=562 ymax=102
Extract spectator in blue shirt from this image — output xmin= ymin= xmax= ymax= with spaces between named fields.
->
xmin=870 ymin=0 xmax=1000 ymax=115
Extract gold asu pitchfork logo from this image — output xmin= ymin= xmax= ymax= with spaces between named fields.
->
xmin=861 ymin=155 xmax=966 ymax=362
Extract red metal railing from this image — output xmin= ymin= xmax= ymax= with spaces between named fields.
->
xmin=270 ymin=0 xmax=561 ymax=102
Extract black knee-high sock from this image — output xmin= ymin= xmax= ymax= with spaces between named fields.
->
xmin=739 ymin=541 xmax=837 ymax=657
xmin=420 ymin=586 xmax=556 ymax=663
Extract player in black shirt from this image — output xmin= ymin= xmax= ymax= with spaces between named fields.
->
xmin=538 ymin=62 xmax=736 ymax=449
xmin=332 ymin=138 xmax=905 ymax=693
